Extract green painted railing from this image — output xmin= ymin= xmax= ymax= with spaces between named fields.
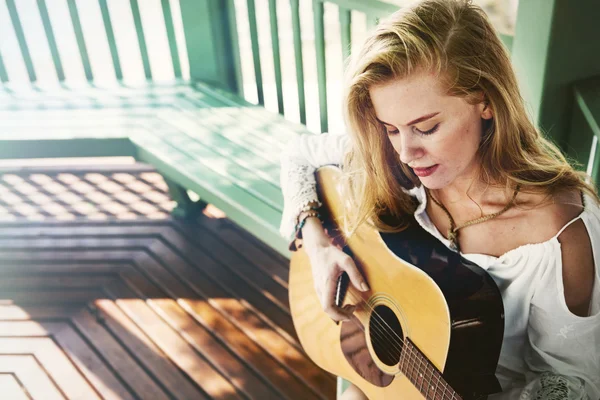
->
xmin=0 ymin=0 xmax=515 ymax=136
xmin=0 ymin=0 xmax=184 ymax=85
xmin=237 ymin=0 xmax=513 ymax=134
xmin=569 ymin=76 xmax=600 ymax=186
xmin=240 ymin=0 xmax=398 ymax=133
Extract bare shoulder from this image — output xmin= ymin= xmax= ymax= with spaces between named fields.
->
xmin=514 ymin=188 xmax=584 ymax=240
xmin=510 ymin=189 xmax=593 ymax=316
xmin=543 ymin=189 xmax=594 ymax=317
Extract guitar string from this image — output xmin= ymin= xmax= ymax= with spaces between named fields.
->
xmin=341 ymin=289 xmax=461 ymax=399
xmin=343 ymin=289 xmax=459 ymax=400
xmin=343 ymin=289 xmax=425 ymax=366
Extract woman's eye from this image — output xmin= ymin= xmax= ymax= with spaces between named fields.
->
xmin=385 ymin=123 xmax=440 ymax=136
xmin=416 ymin=123 xmax=440 ymax=136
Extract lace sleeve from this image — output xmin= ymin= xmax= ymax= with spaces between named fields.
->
xmin=487 ymin=372 xmax=592 ymax=400
xmin=279 ymin=131 xmax=351 ymax=242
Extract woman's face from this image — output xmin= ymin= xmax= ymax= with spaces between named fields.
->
xmin=368 ymin=71 xmax=493 ymax=190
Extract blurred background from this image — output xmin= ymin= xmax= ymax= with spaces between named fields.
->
xmin=0 ymin=0 xmax=519 ymax=136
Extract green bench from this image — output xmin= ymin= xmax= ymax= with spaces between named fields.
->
xmin=0 ymin=80 xmax=307 ymax=258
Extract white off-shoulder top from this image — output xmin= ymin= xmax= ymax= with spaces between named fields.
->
xmin=279 ymin=131 xmax=600 ymax=400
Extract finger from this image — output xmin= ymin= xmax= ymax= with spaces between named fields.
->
xmin=342 ymin=304 xmax=357 ymax=316
xmin=341 ymin=257 xmax=369 ymax=292
xmin=324 ymin=304 xmax=353 ymax=322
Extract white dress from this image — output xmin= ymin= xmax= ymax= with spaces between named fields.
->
xmin=279 ymin=131 xmax=600 ymax=399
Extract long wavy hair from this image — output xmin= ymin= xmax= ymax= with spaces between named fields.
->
xmin=340 ymin=0 xmax=599 ymax=236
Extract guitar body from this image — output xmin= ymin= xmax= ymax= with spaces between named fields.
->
xmin=289 ymin=166 xmax=504 ymax=399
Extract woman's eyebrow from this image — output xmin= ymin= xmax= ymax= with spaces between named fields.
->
xmin=376 ymin=112 xmax=440 ymax=127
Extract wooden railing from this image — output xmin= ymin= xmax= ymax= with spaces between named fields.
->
xmin=569 ymin=76 xmax=600 ymax=186
xmin=0 ymin=0 xmax=515 ymax=135
xmin=0 ymin=0 xmax=185 ymax=84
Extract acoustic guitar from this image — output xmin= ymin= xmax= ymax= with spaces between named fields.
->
xmin=289 ymin=166 xmax=504 ymax=399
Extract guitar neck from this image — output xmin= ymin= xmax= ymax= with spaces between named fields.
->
xmin=400 ymin=338 xmax=462 ymax=399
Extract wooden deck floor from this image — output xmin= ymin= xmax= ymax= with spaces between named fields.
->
xmin=0 ymin=163 xmax=336 ymax=400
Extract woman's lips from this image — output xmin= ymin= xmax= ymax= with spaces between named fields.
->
xmin=412 ymin=164 xmax=439 ymax=177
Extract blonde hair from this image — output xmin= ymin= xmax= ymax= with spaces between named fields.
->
xmin=341 ymin=0 xmax=599 ymax=236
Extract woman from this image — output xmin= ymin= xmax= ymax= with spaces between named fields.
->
xmin=279 ymin=0 xmax=599 ymax=399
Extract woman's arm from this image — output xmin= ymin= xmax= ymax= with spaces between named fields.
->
xmin=279 ymin=131 xmax=351 ymax=244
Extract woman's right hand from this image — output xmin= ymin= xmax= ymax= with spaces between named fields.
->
xmin=303 ymin=221 xmax=370 ymax=322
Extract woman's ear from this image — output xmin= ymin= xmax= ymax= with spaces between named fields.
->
xmin=480 ymin=99 xmax=493 ymax=120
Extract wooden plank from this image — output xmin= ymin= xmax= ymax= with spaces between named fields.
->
xmin=178 ymin=0 xmax=240 ymax=93
xmin=320 ymin=0 xmax=397 ymax=16
xmin=0 ymin=289 xmax=105 ymax=305
xmin=0 ymin=263 xmax=127 ymax=275
xmin=567 ymin=77 xmax=600 ymax=176
xmin=105 ymin=280 xmax=242 ymax=400
xmin=0 ymin=138 xmax=136 ymax=160
xmin=0 ymin=275 xmax=116 ymax=289
xmin=66 ymin=0 xmax=93 ymax=81
xmin=313 ymin=0 xmax=328 ymax=133
xmin=0 ymin=163 xmax=155 ymax=174
xmin=36 ymin=0 xmax=65 ymax=81
xmin=129 ymin=0 xmax=152 ymax=80
xmin=50 ymin=322 xmax=136 ymax=400
xmin=90 ymin=299 xmax=207 ymax=400
xmin=5 ymin=0 xmax=36 ymax=82
xmin=160 ymin=0 xmax=182 ymax=78
xmin=0 ymin=223 xmax=335 ymax=394
xmin=339 ymin=7 xmax=352 ymax=62
xmin=134 ymin=145 xmax=288 ymax=256
xmin=116 ymin=267 xmax=288 ymax=399
xmin=0 ymin=231 xmax=292 ymax=337
xmin=0 ymin=166 xmax=337 ymax=399
xmin=191 ymin=213 xmax=289 ymax=286
xmin=149 ymin=116 xmax=283 ymax=196
xmin=246 ymin=0 xmax=264 ymax=105
xmin=191 ymin=72 xmax=312 ymax=141
xmin=0 ymin=338 xmax=102 ymax=399
xmin=0 ymin=237 xmax=328 ymax=398
xmin=268 ymin=0 xmax=284 ymax=114
xmin=0 ymin=305 xmax=78 ymax=320
xmin=147 ymin=233 xmax=290 ymax=318
xmin=131 ymin=250 xmax=328 ymax=398
xmin=156 ymin=107 xmax=287 ymax=180
xmin=0 ymin=355 xmax=64 ymax=400
xmin=72 ymin=309 xmax=172 ymax=400
xmin=290 ymin=0 xmax=307 ymax=124
xmin=0 ymin=321 xmax=134 ymax=400
xmin=225 ymin=0 xmax=245 ymax=98
xmin=0 ymin=374 xmax=30 ymax=400
xmin=0 ymin=50 xmax=8 ymax=82
xmin=164 ymin=104 xmax=296 ymax=153
xmin=98 ymin=0 xmax=123 ymax=80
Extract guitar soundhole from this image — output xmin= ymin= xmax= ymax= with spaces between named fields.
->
xmin=369 ymin=305 xmax=403 ymax=366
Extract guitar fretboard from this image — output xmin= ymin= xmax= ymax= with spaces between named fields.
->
xmin=399 ymin=338 xmax=462 ymax=400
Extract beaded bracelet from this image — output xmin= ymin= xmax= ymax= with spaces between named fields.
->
xmin=299 ymin=204 xmax=320 ymax=213
xmin=294 ymin=205 xmax=320 ymax=226
xmin=294 ymin=211 xmax=322 ymax=240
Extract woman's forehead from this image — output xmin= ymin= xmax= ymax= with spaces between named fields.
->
xmin=369 ymin=73 xmax=456 ymax=125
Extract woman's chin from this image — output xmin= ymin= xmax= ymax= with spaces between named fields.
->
xmin=418 ymin=177 xmax=445 ymax=190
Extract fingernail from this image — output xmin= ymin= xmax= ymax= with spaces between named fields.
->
xmin=361 ymin=282 xmax=369 ymax=292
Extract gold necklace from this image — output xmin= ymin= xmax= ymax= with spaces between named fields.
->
xmin=425 ymin=184 xmax=521 ymax=253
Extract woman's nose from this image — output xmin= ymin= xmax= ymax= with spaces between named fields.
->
xmin=397 ymin=132 xmax=424 ymax=165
